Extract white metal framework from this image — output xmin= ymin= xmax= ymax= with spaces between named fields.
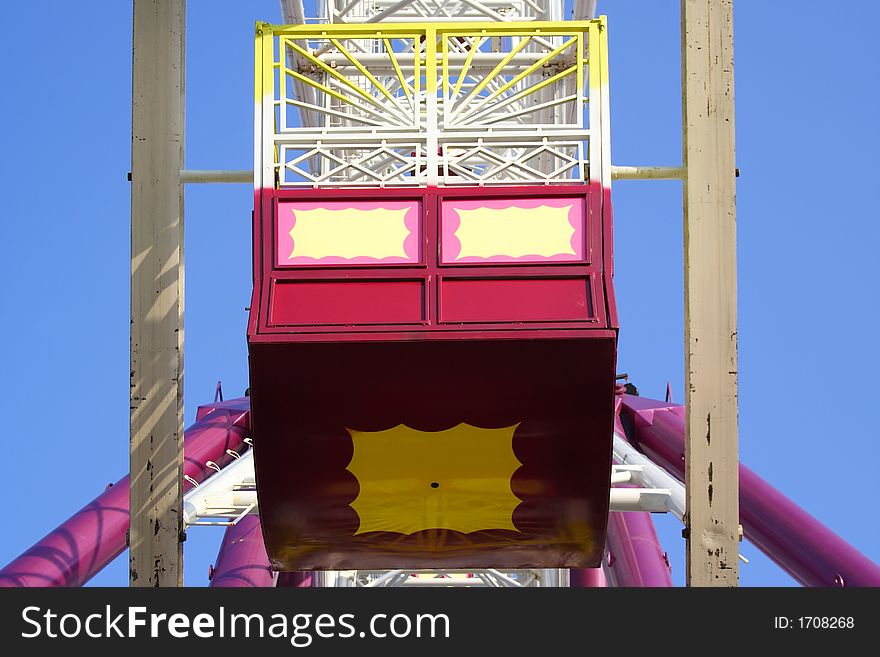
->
xmin=283 ymin=0 xmax=577 ymax=24
xmin=328 ymin=568 xmax=569 ymax=587
xmin=324 ymin=0 xmax=558 ymax=23
xmin=258 ymin=8 xmax=611 ymax=188
xmin=183 ymin=445 xmax=256 ymax=527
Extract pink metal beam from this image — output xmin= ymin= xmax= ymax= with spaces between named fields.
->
xmin=0 ymin=400 xmax=250 ymax=587
xmin=569 ymin=568 xmax=606 ymax=587
xmin=604 ymin=512 xmax=673 ymax=587
xmin=620 ymin=395 xmax=880 ymax=587
xmin=207 ymin=504 xmax=317 ymax=589
xmin=276 ymin=571 xmax=316 ymax=587
xmin=601 ymin=397 xmax=673 ymax=587
xmin=209 ymin=515 xmax=274 ymax=588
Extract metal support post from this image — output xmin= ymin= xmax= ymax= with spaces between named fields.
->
xmin=681 ymin=0 xmax=739 ymax=586
xmin=130 ymin=0 xmax=186 ymax=587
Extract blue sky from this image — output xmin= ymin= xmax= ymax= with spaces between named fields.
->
xmin=1 ymin=0 xmax=877 ymax=587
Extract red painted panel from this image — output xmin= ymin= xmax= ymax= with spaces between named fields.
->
xmin=440 ymin=278 xmax=593 ymax=323
xmin=270 ymin=280 xmax=425 ymax=326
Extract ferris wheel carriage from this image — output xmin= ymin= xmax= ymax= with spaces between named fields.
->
xmin=247 ymin=183 xmax=618 ymax=570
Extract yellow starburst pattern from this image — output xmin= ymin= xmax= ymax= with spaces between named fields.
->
xmin=346 ymin=423 xmax=524 ymax=535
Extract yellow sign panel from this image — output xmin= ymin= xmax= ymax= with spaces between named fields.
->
xmin=289 ymin=206 xmax=412 ymax=261
xmin=453 ymin=204 xmax=576 ymax=260
xmin=346 ymin=423 xmax=524 ymax=535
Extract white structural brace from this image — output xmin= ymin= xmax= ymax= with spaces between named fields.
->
xmin=179 ymin=169 xmax=252 ymax=183
xmin=182 ymin=450 xmax=256 ymax=526
xmin=610 ymin=165 xmax=685 ymax=181
xmin=612 ymin=432 xmax=687 ymax=521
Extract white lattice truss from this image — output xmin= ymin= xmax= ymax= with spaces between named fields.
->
xmin=327 ymin=568 xmax=568 ymax=587
xmin=326 ymin=0 xmax=555 ymax=23
xmin=290 ymin=0 xmax=598 ymax=23
xmin=259 ymin=8 xmax=611 ymax=188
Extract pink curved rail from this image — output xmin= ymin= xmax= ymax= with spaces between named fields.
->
xmin=209 ymin=515 xmax=274 ymax=588
xmin=570 ymin=568 xmax=606 ymax=587
xmin=570 ymin=512 xmax=672 ymax=587
xmin=0 ymin=400 xmax=250 ymax=587
xmin=620 ymin=395 xmax=880 ymax=587
xmin=604 ymin=511 xmax=674 ymax=587
xmin=209 ymin=515 xmax=318 ymax=588
xmin=276 ymin=571 xmax=316 ymax=587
